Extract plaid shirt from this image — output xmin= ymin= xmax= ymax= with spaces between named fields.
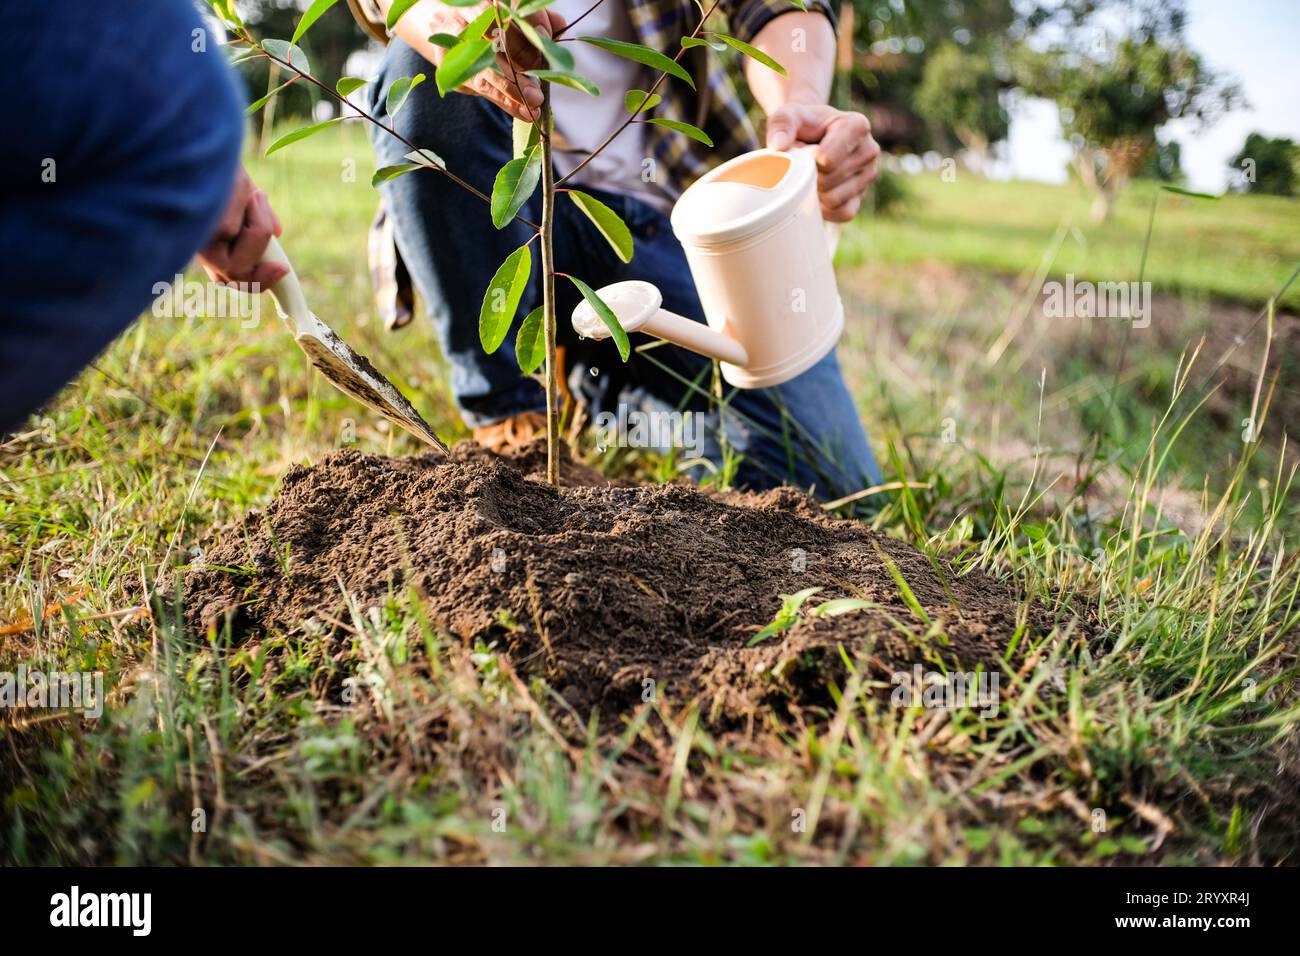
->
xmin=347 ymin=0 xmax=836 ymax=328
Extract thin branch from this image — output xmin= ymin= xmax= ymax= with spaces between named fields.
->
xmin=555 ymin=0 xmax=721 ymax=188
xmin=249 ymin=35 xmax=541 ymax=231
xmin=553 ymin=0 xmax=608 ymax=38
xmin=492 ymin=3 xmax=542 ymax=128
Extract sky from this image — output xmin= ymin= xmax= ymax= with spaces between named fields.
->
xmin=998 ymin=0 xmax=1300 ymax=191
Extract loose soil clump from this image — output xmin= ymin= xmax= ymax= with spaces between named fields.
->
xmin=183 ymin=443 xmax=1040 ymax=721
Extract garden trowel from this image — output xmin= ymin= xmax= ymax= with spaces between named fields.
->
xmin=260 ymin=237 xmax=448 ymax=454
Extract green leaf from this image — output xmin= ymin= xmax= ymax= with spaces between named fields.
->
xmin=527 ymin=69 xmax=599 ymax=96
xmin=515 ymin=306 xmax=546 ymax=373
xmin=512 ymin=117 xmax=540 ymax=159
xmin=459 ymin=7 xmax=497 ymax=39
xmin=811 ymin=598 xmax=874 ymax=617
xmin=227 ymin=48 xmax=264 ymax=67
xmin=245 ymin=80 xmax=292 ymax=115
xmin=427 ymin=32 xmax=460 ymax=48
xmin=261 ymin=39 xmax=310 ymax=74
xmin=405 ymin=148 xmax=445 ymax=169
xmin=436 ymin=37 xmax=494 ymax=95
xmin=579 ymin=37 xmax=694 ymax=89
xmin=747 ymin=588 xmax=821 ymax=647
xmin=648 ymin=117 xmax=713 ymax=146
xmin=1160 ymin=185 xmax=1220 ymax=200
xmin=385 ymin=73 xmax=426 ymax=119
xmin=336 ymin=75 xmax=369 ymax=96
xmin=871 ymin=541 xmax=931 ymax=626
xmin=372 ymin=164 xmax=423 ymax=187
xmin=386 ymin=0 xmax=421 ymax=29
xmin=517 ymin=0 xmax=556 ymax=14
xmin=265 ymin=118 xmax=343 ymax=156
xmin=207 ymin=0 xmax=245 ymax=29
xmin=292 ymin=0 xmax=340 ymax=44
xmin=681 ymin=36 xmax=727 ymax=53
xmin=516 ymin=19 xmax=575 ymax=71
xmin=491 ymin=146 xmax=542 ymax=228
xmin=480 ymin=245 xmax=532 ymax=353
xmin=624 ymin=89 xmax=662 ymax=113
xmin=715 ymin=34 xmax=786 ymax=75
xmin=442 ymin=0 xmax=483 ymax=5
xmin=125 ymin=778 xmax=156 ymax=810
xmin=567 ymin=191 xmax=633 ymax=263
xmin=565 ymin=276 xmax=630 ymax=361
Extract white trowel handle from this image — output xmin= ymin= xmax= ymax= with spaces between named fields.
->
xmin=259 ymin=236 xmax=309 ymax=335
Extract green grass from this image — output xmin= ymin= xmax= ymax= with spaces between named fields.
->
xmin=1 ymin=125 xmax=1297 ymax=865
xmin=844 ymin=171 xmax=1300 ymax=311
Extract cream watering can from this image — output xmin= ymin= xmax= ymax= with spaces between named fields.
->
xmin=571 ymin=147 xmax=843 ymax=389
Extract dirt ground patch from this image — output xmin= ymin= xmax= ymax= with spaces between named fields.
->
xmin=182 ymin=443 xmax=1041 ymax=722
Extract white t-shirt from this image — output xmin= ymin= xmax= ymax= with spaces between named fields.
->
xmin=548 ymin=0 xmax=673 ymax=213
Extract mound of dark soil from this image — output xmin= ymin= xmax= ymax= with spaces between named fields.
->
xmin=182 ymin=443 xmax=1038 ymax=720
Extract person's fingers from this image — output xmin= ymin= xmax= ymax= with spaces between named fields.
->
xmin=246 ymin=260 xmax=290 ymax=288
xmin=494 ymin=50 xmax=544 ymax=110
xmin=816 ymin=133 xmax=871 ymax=191
xmin=501 ymin=10 xmax=554 ymax=67
xmin=820 ymin=166 xmax=875 ymax=212
xmin=542 ymin=9 xmax=567 ymax=35
xmin=766 ymin=103 xmax=836 ymax=152
xmin=224 ymin=191 xmax=276 ymax=280
xmin=471 ymin=73 xmax=534 ymax=121
xmin=822 ymin=193 xmax=863 ymax=223
xmin=215 ymin=167 xmax=252 ymax=241
xmin=765 ymin=104 xmax=811 ymax=152
xmin=197 ymin=254 xmax=226 ymax=285
xmin=814 ymin=121 xmax=859 ymax=172
xmin=814 ymin=113 xmax=875 ymax=179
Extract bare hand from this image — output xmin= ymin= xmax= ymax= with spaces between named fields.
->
xmin=766 ymin=104 xmax=881 ymax=222
xmin=427 ymin=3 xmax=567 ymax=122
xmin=197 ymin=166 xmax=287 ymax=289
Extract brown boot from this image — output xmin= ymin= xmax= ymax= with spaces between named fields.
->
xmin=472 ymin=410 xmax=549 ymax=454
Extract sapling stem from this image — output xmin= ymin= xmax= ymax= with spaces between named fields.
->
xmin=539 ymin=84 xmax=560 ymax=486
xmin=239 ymin=2 xmax=723 ymax=481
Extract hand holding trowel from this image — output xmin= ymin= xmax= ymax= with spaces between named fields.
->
xmin=258 ymin=236 xmax=448 ymax=454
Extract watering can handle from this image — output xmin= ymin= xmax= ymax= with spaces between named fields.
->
xmin=824 ymin=221 xmax=841 ymax=258
xmin=793 ymin=145 xmax=841 ymax=257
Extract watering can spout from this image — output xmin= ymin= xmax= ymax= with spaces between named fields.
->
xmin=571 ymin=280 xmax=749 ymax=368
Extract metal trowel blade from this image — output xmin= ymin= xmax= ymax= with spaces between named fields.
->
xmin=262 ymin=236 xmax=448 ymax=455
xmin=294 ymin=314 xmax=449 ymax=454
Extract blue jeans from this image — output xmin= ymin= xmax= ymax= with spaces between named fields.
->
xmin=0 ymin=0 xmax=244 ymax=433
xmin=370 ymin=41 xmax=880 ymax=498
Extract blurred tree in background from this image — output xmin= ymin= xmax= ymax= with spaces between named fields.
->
xmin=226 ymin=0 xmax=371 ymax=123
xmin=1229 ymin=133 xmax=1298 ymax=197
xmin=217 ymin=0 xmax=1245 ymax=220
xmin=914 ymin=40 xmax=1009 ymax=164
xmin=840 ymin=0 xmax=1019 ymax=156
xmin=1135 ymin=138 xmax=1183 ymax=183
xmin=1014 ymin=0 xmax=1239 ymax=220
